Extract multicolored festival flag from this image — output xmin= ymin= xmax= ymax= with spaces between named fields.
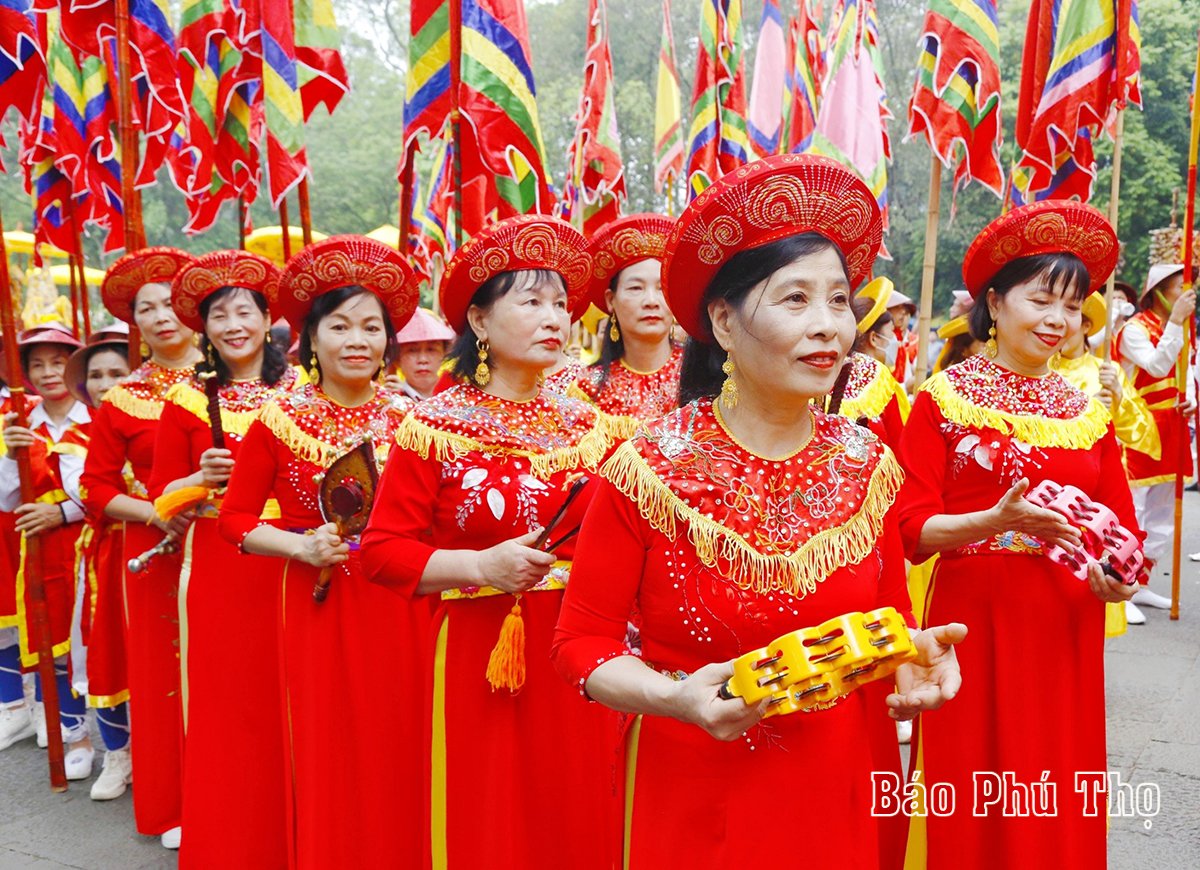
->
xmin=782 ymin=0 xmax=823 ymax=154
xmin=906 ymin=0 xmax=1004 ymax=198
xmin=562 ymin=0 xmax=625 ymax=234
xmin=686 ymin=0 xmax=750 ymax=196
xmin=256 ymin=0 xmax=309 ymax=206
xmin=747 ymin=0 xmax=787 ymax=157
xmin=1012 ymin=0 xmax=1142 ymax=203
xmin=0 ymin=0 xmax=45 ymax=155
xmin=653 ymin=0 xmax=683 ymax=194
xmin=812 ymin=0 xmax=893 ymax=233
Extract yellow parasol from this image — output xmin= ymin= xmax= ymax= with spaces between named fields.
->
xmin=245 ymin=226 xmax=328 ymax=266
xmin=365 ymin=225 xmax=403 ymax=250
xmin=3 ymin=231 xmax=69 ymax=260
xmin=49 ymin=264 xmax=106 ymax=288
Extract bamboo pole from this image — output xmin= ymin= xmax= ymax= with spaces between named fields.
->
xmin=913 ymin=156 xmax=942 ymax=388
xmin=449 ymin=0 xmax=464 ymax=251
xmin=0 ymin=211 xmax=68 ymax=791
xmin=1103 ymin=110 xmax=1126 ymax=362
xmin=297 ymin=178 xmax=314 ymax=248
xmin=70 ymin=212 xmax=90 ymax=339
xmin=279 ymin=197 xmax=292 ymax=262
xmin=1171 ymin=28 xmax=1200 ymax=621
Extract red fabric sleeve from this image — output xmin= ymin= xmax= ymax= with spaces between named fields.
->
xmin=1094 ymin=425 xmax=1146 ymax=545
xmin=551 ymin=478 xmax=645 ymax=695
xmin=217 ymin=420 xmax=279 ymax=550
xmin=879 ymin=396 xmax=906 ymax=450
xmin=148 ymin=401 xmax=200 ymax=500
xmin=80 ymin=403 xmax=128 ymax=515
xmin=896 ymin=392 xmax=949 ymax=562
xmin=875 ymin=506 xmax=917 ymax=630
xmin=360 ymin=445 xmax=441 ymax=598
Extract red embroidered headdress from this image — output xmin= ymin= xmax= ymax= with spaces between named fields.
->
xmin=101 ymin=247 xmax=197 ymax=324
xmin=439 ymin=215 xmax=592 ymax=332
xmin=172 ymin=250 xmax=281 ymax=331
xmin=588 ymin=213 xmax=673 ymax=312
xmin=962 ymin=201 xmax=1118 ymax=298
xmin=281 ymin=235 xmax=419 ymax=330
xmin=663 ymin=154 xmax=883 ymax=341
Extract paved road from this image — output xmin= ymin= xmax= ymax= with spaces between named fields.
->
xmin=3 ymin=497 xmax=1200 ymax=869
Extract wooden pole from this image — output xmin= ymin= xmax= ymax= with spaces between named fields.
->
xmin=0 ymin=212 xmax=68 ymax=791
xmin=1102 ymin=110 xmax=1126 ymax=362
xmin=70 ymin=212 xmax=91 ymax=339
xmin=279 ymin=197 xmax=293 ymax=262
xmin=237 ymin=197 xmax=247 ymax=249
xmin=113 ymin=0 xmax=144 ymax=251
xmin=913 ymin=156 xmax=942 ymax=388
xmin=1171 ymin=28 xmax=1200 ymax=621
xmin=398 ymin=147 xmax=416 ymax=254
xmin=67 ymin=251 xmax=80 ymax=338
xmin=297 ymin=178 xmax=314 ymax=249
xmin=449 ymin=0 xmax=464 ymax=251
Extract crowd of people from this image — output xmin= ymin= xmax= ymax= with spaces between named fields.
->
xmin=0 ymin=152 xmax=1191 ymax=868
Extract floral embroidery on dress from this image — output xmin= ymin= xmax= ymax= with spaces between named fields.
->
xmin=444 ymin=463 xmax=548 ymax=529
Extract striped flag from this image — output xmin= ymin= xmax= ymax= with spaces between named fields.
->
xmin=653 ymin=0 xmax=683 ymax=194
xmin=811 ymin=0 xmax=892 ymax=235
xmin=906 ymin=0 xmax=1004 ymax=197
xmin=562 ymin=0 xmax=625 ymax=234
xmin=782 ymin=0 xmax=823 ymax=154
xmin=686 ymin=0 xmax=750 ymax=197
xmin=255 ymin=0 xmax=308 ymax=206
xmin=293 ymin=0 xmax=349 ymax=117
xmin=0 ymin=0 xmax=45 ymax=159
xmin=1013 ymin=0 xmax=1142 ymax=202
xmin=747 ymin=0 xmax=787 ymax=157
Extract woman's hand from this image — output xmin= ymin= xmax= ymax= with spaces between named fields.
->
xmin=149 ymin=505 xmax=194 ymax=541
xmin=1097 ymin=363 xmax=1123 ymax=409
xmin=14 ymin=502 xmax=65 ymax=536
xmin=986 ymin=478 xmax=1082 ymax=550
xmin=475 ymin=529 xmax=557 ymax=593
xmin=299 ymin=523 xmax=350 ymax=568
xmin=198 ymin=447 xmax=235 ymax=487
xmin=2 ymin=413 xmax=36 ymax=452
xmin=887 ymin=623 xmax=968 ymax=721
xmin=669 ymin=660 xmax=769 ymax=741
xmin=1086 ymin=561 xmax=1136 ymax=603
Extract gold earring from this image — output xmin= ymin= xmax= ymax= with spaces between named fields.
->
xmin=985 ymin=325 xmax=998 ymax=359
xmin=206 ymin=344 xmax=216 ymax=368
xmin=609 ymin=315 xmax=620 ymax=342
xmin=474 ymin=339 xmax=491 ymax=387
xmin=266 ymin=329 xmax=272 ymax=344
xmin=720 ymin=355 xmax=738 ymax=409
xmin=138 ymin=339 xmax=149 ymax=360
xmin=309 ymin=352 xmax=320 ymax=384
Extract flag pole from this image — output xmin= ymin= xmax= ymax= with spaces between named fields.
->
xmin=67 ymin=251 xmax=80 ymax=338
xmin=913 ymin=155 xmax=942 ymax=387
xmin=398 ymin=147 xmax=416 ymax=254
xmin=115 ymin=0 xmax=144 ymax=370
xmin=297 ymin=178 xmax=314 ymax=248
xmin=70 ymin=210 xmax=91 ymax=338
xmin=449 ymin=0 xmax=464 ymax=251
xmin=1171 ymin=27 xmax=1200 ymax=621
xmin=1102 ymin=109 xmax=1126 ymax=362
xmin=279 ymin=196 xmax=293 ymax=262
xmin=237 ymin=197 xmax=247 ymax=250
xmin=0 ymin=210 xmax=68 ymax=791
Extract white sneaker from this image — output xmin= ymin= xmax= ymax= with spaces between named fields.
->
xmin=160 ymin=826 xmax=182 ymax=850
xmin=33 ymin=703 xmax=46 ymax=748
xmin=90 ymin=746 xmax=132 ymax=800
xmin=896 ymin=719 xmax=913 ymax=745
xmin=1125 ymin=599 xmax=1147 ymax=625
xmin=1188 ymin=551 xmax=1200 ymax=562
xmin=1132 ymin=587 xmax=1172 ymax=610
xmin=64 ymin=745 xmax=95 ymax=781
xmin=0 ymin=705 xmax=35 ymax=750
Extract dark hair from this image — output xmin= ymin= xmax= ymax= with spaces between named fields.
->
xmin=21 ymin=341 xmax=76 ymax=375
xmin=967 ymin=253 xmax=1090 ymax=341
xmin=678 ymin=233 xmax=847 ymax=405
xmin=298 ymin=286 xmax=398 ymax=382
xmin=447 ymin=269 xmax=564 ymax=382
xmin=85 ymin=344 xmax=130 ymax=370
xmin=195 ymin=285 xmax=289 ymax=386
xmin=850 ymin=298 xmax=893 ymax=354
xmin=938 ymin=331 xmax=978 ymax=371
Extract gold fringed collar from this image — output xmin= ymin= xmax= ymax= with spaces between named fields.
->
xmin=105 ymin=362 xmax=196 ymax=421
xmin=258 ymin=385 xmax=409 ymax=467
xmin=601 ymin=401 xmax=902 ymax=598
xmin=838 ymin=353 xmax=910 ymax=422
xmin=394 ymin=383 xmax=620 ymax=480
xmin=164 ymin=367 xmax=300 ymax=438
xmin=923 ymin=354 xmax=1107 ymax=450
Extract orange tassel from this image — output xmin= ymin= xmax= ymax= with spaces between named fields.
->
xmin=152 ymin=485 xmax=211 ymax=522
xmin=485 ymin=598 xmax=526 ymax=693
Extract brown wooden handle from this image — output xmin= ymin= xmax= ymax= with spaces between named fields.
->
xmin=313 ymin=566 xmax=333 ymax=603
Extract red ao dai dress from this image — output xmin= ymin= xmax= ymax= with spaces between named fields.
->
xmin=897 ymin=354 xmax=1142 ymax=868
xmin=553 ymin=400 xmax=915 ymax=869
xmin=836 ymin=352 xmax=911 ymax=448
xmin=217 ymin=384 xmax=429 ymax=869
xmin=149 ymin=370 xmax=299 ymax=868
xmin=0 ymin=389 xmax=34 ymax=645
xmin=361 ymin=383 xmax=623 ymax=870
xmin=80 ymin=361 xmax=194 ymax=834
xmin=570 ymin=344 xmax=684 ymax=436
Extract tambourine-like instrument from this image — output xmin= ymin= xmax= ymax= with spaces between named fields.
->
xmin=1023 ymin=481 xmax=1144 ymax=586
xmin=314 ymin=439 xmax=379 ymax=603
xmin=718 ymin=607 xmax=916 ymax=717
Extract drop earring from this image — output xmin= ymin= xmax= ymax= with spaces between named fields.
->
xmin=474 ymin=339 xmax=491 ymax=387
xmin=985 ymin=325 xmax=998 ymax=359
xmin=309 ymin=352 xmax=320 ymax=384
xmin=609 ymin=315 xmax=620 ymax=342
xmin=720 ymin=355 xmax=738 ymax=409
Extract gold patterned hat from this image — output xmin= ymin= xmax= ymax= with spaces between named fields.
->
xmin=588 ymin=213 xmax=673 ymax=312
xmin=101 ymin=247 xmax=197 ymax=324
xmin=280 ymin=235 xmax=419 ymax=330
xmin=171 ymin=250 xmax=282 ymax=332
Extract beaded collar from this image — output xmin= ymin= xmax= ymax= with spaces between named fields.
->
xmin=922 ymin=353 xmax=1108 ymax=450
xmin=838 ymin=352 xmax=908 ymax=421
xmin=394 ymin=382 xmax=619 ymax=480
xmin=258 ymin=383 xmax=411 ymax=468
xmin=165 ymin=366 xmax=301 ymax=438
xmin=543 ymin=358 xmax=587 ymax=395
xmin=104 ymin=361 xmax=197 ymax=421
xmin=601 ymin=400 xmax=902 ymax=598
xmin=573 ymin=344 xmax=683 ymax=431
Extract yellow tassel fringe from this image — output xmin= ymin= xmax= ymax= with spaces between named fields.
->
xmin=153 ymin=486 xmax=212 ymax=522
xmin=485 ymin=599 xmax=526 ymax=692
xmin=165 ymin=382 xmax=261 ymax=438
xmin=839 ymin=363 xmax=911 ymax=423
xmin=921 ymin=371 xmax=1109 ymax=450
xmin=106 ymin=384 xmax=166 ymax=421
xmin=600 ymin=440 xmax=904 ymax=598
